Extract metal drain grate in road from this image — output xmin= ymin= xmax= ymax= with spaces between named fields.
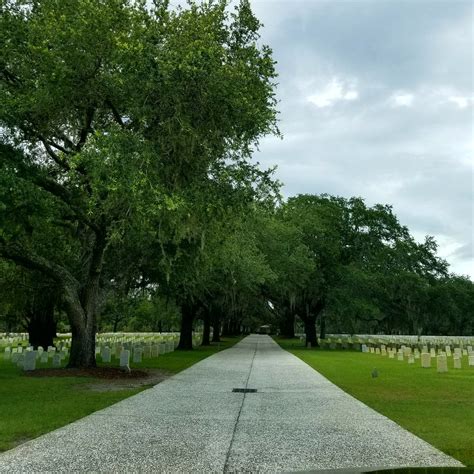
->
xmin=232 ymin=388 xmax=257 ymax=393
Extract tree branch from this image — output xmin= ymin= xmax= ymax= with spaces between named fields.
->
xmin=30 ymin=174 xmax=101 ymax=234
xmin=0 ymin=240 xmax=79 ymax=290
xmin=54 ymin=131 xmax=76 ymax=151
xmin=47 ymin=140 xmax=71 ymax=155
xmin=75 ymin=107 xmax=95 ymax=151
xmin=0 ymin=66 xmax=22 ymax=86
xmin=39 ymin=136 xmax=71 ymax=171
xmin=106 ymin=99 xmax=125 ymax=127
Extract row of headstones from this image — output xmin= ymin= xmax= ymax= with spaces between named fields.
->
xmin=0 ymin=333 xmax=29 ymax=344
xmin=361 ymin=344 xmax=474 ymax=370
xmin=94 ymin=334 xmax=183 ymax=351
xmin=1 ymin=332 xmax=202 ymax=371
xmin=0 ymin=332 xmax=180 ymax=347
xmin=324 ymin=339 xmax=474 ymax=352
xmin=96 ymin=338 xmax=178 ymax=350
xmin=4 ymin=345 xmax=68 ymax=371
xmin=0 ymin=332 xmax=186 ymax=352
xmin=362 ymin=344 xmax=474 ymax=357
xmin=326 ymin=334 xmax=474 ymax=349
xmin=2 ymin=341 xmax=176 ymax=370
xmin=99 ymin=340 xmax=177 ymax=365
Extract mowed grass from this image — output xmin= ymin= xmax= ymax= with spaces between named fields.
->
xmin=128 ymin=338 xmax=242 ymax=373
xmin=0 ymin=337 xmax=241 ymax=453
xmin=275 ymin=337 xmax=474 ymax=468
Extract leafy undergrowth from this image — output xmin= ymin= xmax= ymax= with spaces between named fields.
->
xmin=276 ymin=337 xmax=474 ymax=468
xmin=0 ymin=337 xmax=241 ymax=453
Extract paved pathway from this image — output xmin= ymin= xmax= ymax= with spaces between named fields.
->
xmin=0 ymin=335 xmax=463 ymax=473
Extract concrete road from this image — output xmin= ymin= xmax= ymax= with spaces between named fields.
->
xmin=0 ymin=335 xmax=463 ymax=473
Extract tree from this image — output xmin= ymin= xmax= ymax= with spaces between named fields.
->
xmin=0 ymin=254 xmax=60 ymax=347
xmin=0 ymin=0 xmax=279 ymax=365
xmin=259 ymin=194 xmax=451 ymax=345
xmin=255 ymin=208 xmax=314 ymax=338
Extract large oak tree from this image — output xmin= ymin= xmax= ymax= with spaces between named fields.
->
xmin=0 ymin=0 xmax=279 ymax=366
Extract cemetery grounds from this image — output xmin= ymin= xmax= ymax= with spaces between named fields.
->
xmin=1 ymin=331 xmax=472 ymax=469
xmin=276 ymin=335 xmax=474 ymax=468
xmin=0 ymin=333 xmax=241 ymax=453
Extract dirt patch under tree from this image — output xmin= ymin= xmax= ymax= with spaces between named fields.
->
xmin=24 ymin=367 xmax=171 ymax=391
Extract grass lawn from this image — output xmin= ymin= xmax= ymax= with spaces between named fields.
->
xmin=0 ymin=337 xmax=241 ymax=453
xmin=275 ymin=337 xmax=474 ymax=468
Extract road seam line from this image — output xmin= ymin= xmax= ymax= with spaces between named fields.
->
xmin=222 ymin=341 xmax=258 ymax=473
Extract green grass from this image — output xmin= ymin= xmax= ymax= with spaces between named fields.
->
xmin=275 ymin=337 xmax=474 ymax=468
xmin=0 ymin=337 xmax=241 ymax=453
xmin=128 ymin=338 xmax=242 ymax=373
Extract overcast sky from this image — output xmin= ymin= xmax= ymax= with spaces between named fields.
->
xmin=246 ymin=0 xmax=473 ymax=278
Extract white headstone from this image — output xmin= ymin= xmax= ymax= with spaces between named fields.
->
xmin=468 ymin=355 xmax=474 ymax=367
xmin=144 ymin=345 xmax=152 ymax=358
xmin=52 ymin=354 xmax=61 ymax=368
xmin=101 ymin=346 xmax=111 ymax=363
xmin=119 ymin=349 xmax=130 ymax=367
xmin=132 ymin=348 xmax=142 ymax=364
xmin=24 ymin=350 xmax=37 ymax=371
xmin=437 ymin=354 xmax=448 ymax=373
xmin=453 ymin=355 xmax=461 ymax=369
xmin=408 ymin=354 xmax=415 ymax=364
xmin=421 ymin=352 xmax=431 ymax=368
xmin=16 ymin=353 xmax=25 ymax=368
xmin=3 ymin=347 xmax=11 ymax=361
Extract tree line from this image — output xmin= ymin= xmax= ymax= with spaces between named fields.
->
xmin=1 ymin=0 xmax=472 ymax=367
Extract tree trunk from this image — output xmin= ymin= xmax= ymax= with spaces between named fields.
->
xmin=319 ymin=313 xmax=326 ymax=340
xmin=304 ymin=317 xmax=318 ymax=347
xmin=221 ymin=319 xmax=230 ymax=337
xmin=212 ymin=314 xmax=221 ymax=342
xmin=63 ymin=281 xmax=98 ymax=368
xmin=1 ymin=228 xmax=106 ymax=368
xmin=68 ymin=317 xmax=97 ymax=368
xmin=178 ymin=301 xmax=195 ymax=350
xmin=27 ymin=294 xmax=57 ymax=349
xmin=280 ymin=308 xmax=295 ymax=338
xmin=202 ymin=310 xmax=211 ymax=346
xmin=65 ymin=232 xmax=106 ymax=368
xmin=233 ymin=320 xmax=241 ymax=335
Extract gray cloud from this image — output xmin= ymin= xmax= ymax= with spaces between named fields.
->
xmin=250 ymin=0 xmax=473 ymax=277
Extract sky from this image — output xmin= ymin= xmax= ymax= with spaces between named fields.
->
xmin=245 ymin=0 xmax=473 ymax=278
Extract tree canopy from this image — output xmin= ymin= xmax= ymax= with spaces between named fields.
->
xmin=1 ymin=0 xmax=472 ymax=366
